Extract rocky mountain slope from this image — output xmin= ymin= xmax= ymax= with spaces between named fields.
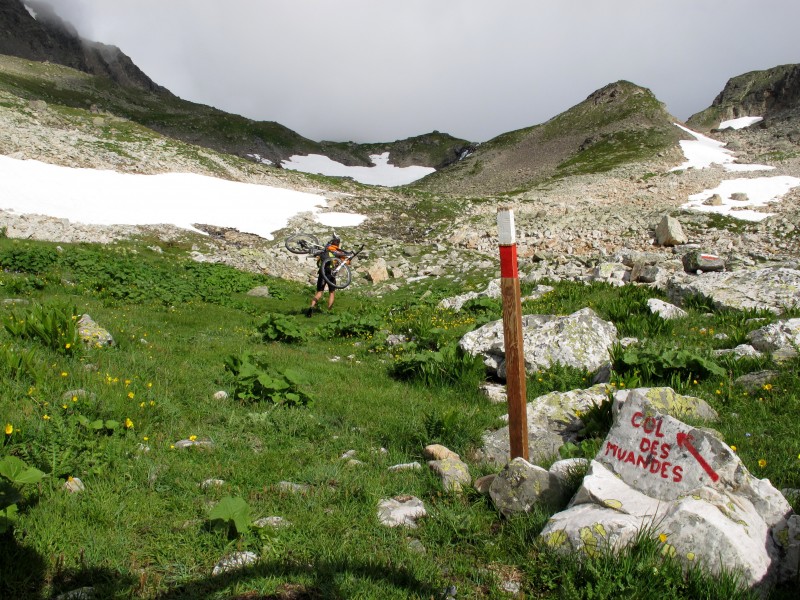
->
xmin=414 ymin=81 xmax=687 ymax=196
xmin=0 ymin=0 xmax=470 ymax=169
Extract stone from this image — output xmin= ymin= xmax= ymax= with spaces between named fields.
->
xmin=647 ymin=298 xmax=687 ymax=320
xmin=655 ymin=215 xmax=687 ymax=246
xmin=734 ymin=370 xmax=780 ymax=392
xmin=213 ymin=390 xmax=229 ymax=400
xmin=665 ymin=267 xmax=800 ymax=314
xmin=212 ymin=551 xmax=257 ymax=576
xmin=246 ymin=286 xmax=270 ymax=297
xmin=613 ymin=387 xmax=718 ymax=422
xmin=63 ymin=477 xmax=85 ymax=493
xmin=366 ymin=257 xmax=390 ymax=283
xmin=489 ymin=458 xmax=566 ymax=517
xmin=539 ymin=393 xmax=797 ymax=593
xmin=747 ymin=318 xmax=800 ymax=355
xmin=459 ymin=308 xmax=618 ymax=379
xmin=714 ymin=344 xmax=763 ymax=359
xmin=703 ymin=194 xmax=723 ymax=206
xmin=377 ymin=495 xmax=427 ymax=528
xmin=428 ymin=457 xmax=472 ymax=492
xmin=388 ymin=462 xmax=422 ymax=472
xmin=277 ymin=481 xmax=310 ymax=494
xmin=474 ymin=474 xmax=496 ymax=495
xmin=477 ymin=385 xmax=611 ymax=466
xmin=253 ymin=516 xmax=291 ymax=529
xmin=77 ymin=314 xmax=115 ymax=347
xmin=479 ymin=382 xmax=507 ymax=404
xmin=423 ymin=444 xmax=460 ymax=461
xmin=174 ymin=438 xmax=214 ymax=450
xmin=199 ymin=479 xmax=225 ymax=489
xmin=681 ymin=251 xmax=725 ymax=273
xmin=54 ymin=588 xmax=95 ymax=600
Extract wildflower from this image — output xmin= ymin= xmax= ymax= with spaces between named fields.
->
xmin=730 ymin=445 xmax=737 ymax=452
xmin=692 ymin=380 xmax=698 ymax=385
xmin=139 ymin=402 xmax=145 ymax=408
xmin=4 ymin=423 xmax=12 ymax=435
xmin=61 ymin=371 xmax=68 ymax=377
xmin=658 ymin=533 xmax=668 ymax=543
xmin=758 ymin=459 xmax=767 ymax=468
xmin=43 ymin=414 xmax=50 ymax=420
xmin=147 ymin=382 xmax=153 ymax=388
xmin=127 ymin=392 xmax=135 ymax=399
xmin=189 ymin=435 xmax=197 ymax=441
xmin=62 ymin=404 xmax=67 ymax=410
xmin=170 ymin=444 xmax=175 ymax=450
xmin=125 ymin=379 xmax=131 ymax=387
xmin=143 ymin=436 xmax=149 ymax=442
xmin=65 ymin=343 xmax=71 ymax=349
xmin=72 ymin=395 xmax=78 ymax=402
xmin=762 ymin=383 xmax=773 ymax=391
xmin=715 ymin=390 xmax=721 ymax=395
xmin=124 ymin=418 xmax=134 ymax=429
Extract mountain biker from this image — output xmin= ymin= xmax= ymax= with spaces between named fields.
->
xmin=306 ymin=235 xmax=349 ymax=316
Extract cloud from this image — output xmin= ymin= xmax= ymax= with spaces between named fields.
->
xmin=48 ymin=0 xmax=800 ymax=143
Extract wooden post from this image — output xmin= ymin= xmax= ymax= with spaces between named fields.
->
xmin=497 ymin=207 xmax=529 ymax=460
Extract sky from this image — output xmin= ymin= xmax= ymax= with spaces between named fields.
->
xmin=37 ymin=0 xmax=800 ymax=144
xmin=1 ymin=121 xmax=798 ymax=240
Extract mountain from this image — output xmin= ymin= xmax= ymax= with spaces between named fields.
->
xmin=0 ymin=0 xmax=166 ymax=93
xmin=687 ymin=64 xmax=800 ymax=131
xmin=414 ymin=81 xmax=685 ymax=196
xmin=0 ymin=0 xmax=471 ymax=170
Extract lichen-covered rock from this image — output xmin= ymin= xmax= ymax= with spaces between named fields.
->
xmin=428 ymin=457 xmax=471 ymax=493
xmin=539 ymin=393 xmax=797 ymax=594
xmin=613 ymin=387 xmax=718 ymax=423
xmin=459 ymin=307 xmax=617 ymax=379
xmin=77 ymin=314 xmax=114 ymax=347
xmin=377 ymin=495 xmax=427 ymax=528
xmin=489 ymin=458 xmax=565 ymax=517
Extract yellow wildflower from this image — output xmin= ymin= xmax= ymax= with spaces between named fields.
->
xmin=730 ymin=445 xmax=737 ymax=452
xmin=60 ymin=372 xmax=68 ymax=377
xmin=124 ymin=418 xmax=134 ymax=429
xmin=4 ymin=423 xmax=12 ymax=435
xmin=65 ymin=343 xmax=71 ymax=349
xmin=658 ymin=533 xmax=668 ymax=543
xmin=43 ymin=414 xmax=50 ymax=420
xmin=758 ymin=459 xmax=767 ymax=468
xmin=189 ymin=435 xmax=197 ymax=441
xmin=127 ymin=392 xmax=135 ymax=399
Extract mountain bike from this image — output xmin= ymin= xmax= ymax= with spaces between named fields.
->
xmin=285 ymin=232 xmax=365 ymax=289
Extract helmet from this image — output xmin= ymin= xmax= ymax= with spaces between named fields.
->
xmin=329 ymin=235 xmax=341 ymax=246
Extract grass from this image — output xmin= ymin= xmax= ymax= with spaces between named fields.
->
xmin=1 ymin=237 xmax=798 ymax=599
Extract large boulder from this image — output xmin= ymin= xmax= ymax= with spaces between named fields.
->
xmin=539 ymin=393 xmax=798 ymax=594
xmin=655 ymin=215 xmax=688 ymax=246
xmin=476 ymin=385 xmax=610 ymax=466
xmin=747 ymin=318 xmax=800 ymax=357
xmin=664 ymin=267 xmax=800 ymax=314
xmin=459 ymin=307 xmax=618 ymax=379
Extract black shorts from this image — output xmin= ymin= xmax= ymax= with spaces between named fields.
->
xmin=316 ymin=268 xmax=335 ymax=292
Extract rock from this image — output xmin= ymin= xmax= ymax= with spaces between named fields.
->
xmin=703 ymin=194 xmax=723 ymax=206
xmin=734 ymin=370 xmax=780 ymax=392
xmin=253 ymin=516 xmax=291 ymax=529
xmin=681 ymin=251 xmax=725 ymax=273
xmin=77 ymin=314 xmax=115 ymax=347
xmin=199 ymin=479 xmax=225 ymax=489
xmin=61 ymin=389 xmax=96 ymax=401
xmin=174 ymin=438 xmax=214 ymax=450
xmin=428 ymin=457 xmax=471 ymax=492
xmin=477 ymin=385 xmax=610 ymax=466
xmin=479 ymin=382 xmax=507 ymax=404
xmin=474 ymin=474 xmax=496 ymax=495
xmin=246 ymin=286 xmax=270 ymax=297
xmin=613 ymin=387 xmax=718 ymax=422
xmin=439 ymin=279 xmax=501 ymax=311
xmin=539 ymin=393 xmax=798 ymax=593
xmin=63 ymin=477 xmax=85 ymax=493
xmin=714 ymin=344 xmax=763 ymax=359
xmin=212 ymin=551 xmax=258 ymax=576
xmin=747 ymin=318 xmax=800 ymax=356
xmin=366 ymin=258 xmax=390 ymax=283
xmin=655 ymin=215 xmax=687 ymax=246
xmin=277 ymin=481 xmax=310 ymax=494
xmin=388 ymin=462 xmax=422 ymax=472
xmin=377 ymin=495 xmax=427 ymax=528
xmin=423 ymin=444 xmax=460 ymax=461
xmin=213 ymin=390 xmax=229 ymax=400
xmin=647 ymin=298 xmax=687 ymax=320
xmin=459 ymin=308 xmax=618 ymax=379
xmin=489 ymin=458 xmax=567 ymax=517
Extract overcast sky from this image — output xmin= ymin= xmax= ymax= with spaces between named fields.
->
xmin=45 ymin=0 xmax=800 ymax=144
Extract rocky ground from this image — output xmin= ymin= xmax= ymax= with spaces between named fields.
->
xmin=1 ymin=88 xmax=799 ymax=289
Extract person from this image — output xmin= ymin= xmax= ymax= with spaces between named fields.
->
xmin=306 ymin=235 xmax=349 ymax=316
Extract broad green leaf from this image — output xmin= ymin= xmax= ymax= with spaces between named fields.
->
xmin=0 ymin=455 xmax=45 ymax=484
xmin=209 ymin=496 xmax=251 ymax=535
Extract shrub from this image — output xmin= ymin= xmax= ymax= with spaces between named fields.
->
xmin=257 ymin=313 xmax=305 ymax=343
xmin=223 ymin=352 xmax=313 ymax=406
xmin=389 ymin=343 xmax=485 ymax=389
xmin=612 ymin=344 xmax=725 ymax=384
xmin=3 ymin=302 xmax=81 ymax=355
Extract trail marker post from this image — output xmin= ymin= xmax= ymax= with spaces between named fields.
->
xmin=497 ymin=207 xmax=529 ymax=460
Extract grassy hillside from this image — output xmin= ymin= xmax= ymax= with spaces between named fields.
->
xmin=415 ymin=81 xmax=685 ymax=196
xmin=1 ymin=235 xmax=798 ymax=599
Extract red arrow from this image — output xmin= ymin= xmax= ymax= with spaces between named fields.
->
xmin=677 ymin=432 xmax=719 ymax=482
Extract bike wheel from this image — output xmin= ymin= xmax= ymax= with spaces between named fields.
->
xmin=321 ymin=257 xmax=352 ymax=289
xmin=285 ymin=233 xmax=320 ymax=254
